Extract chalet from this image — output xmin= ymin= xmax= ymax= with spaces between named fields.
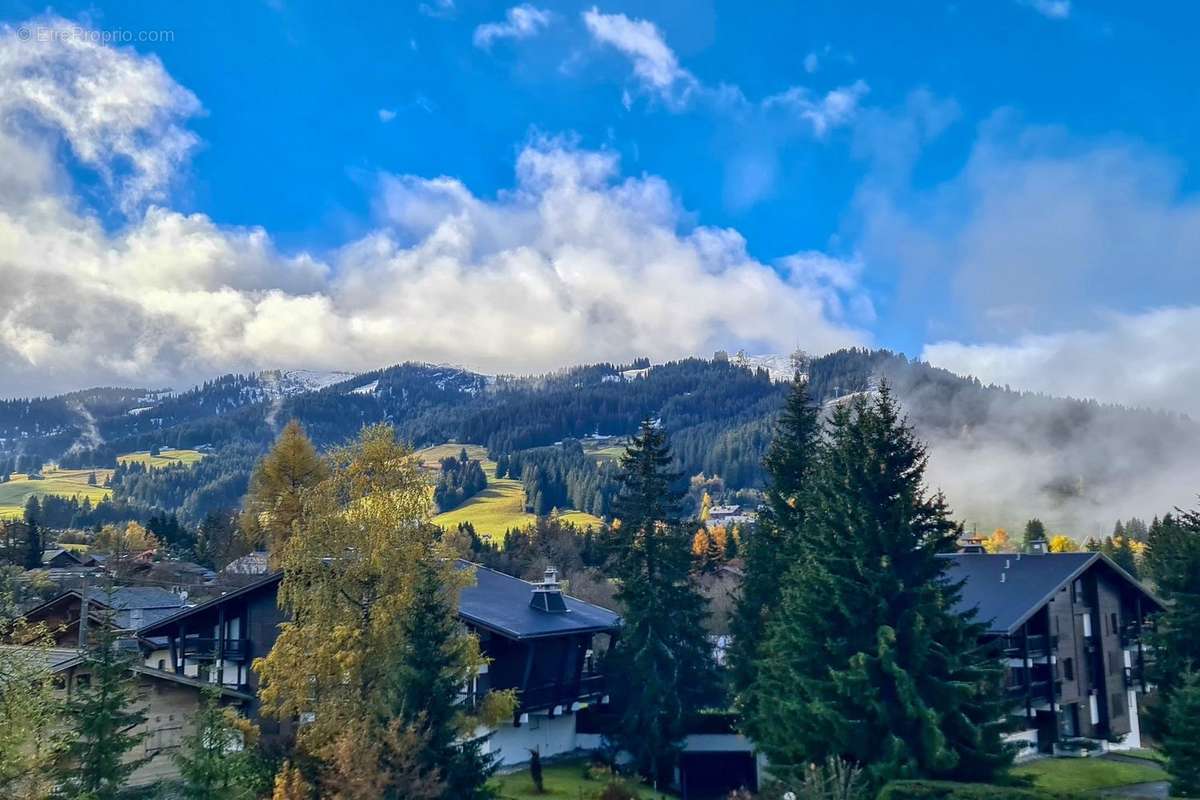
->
xmin=941 ymin=552 xmax=1162 ymax=755
xmin=0 ymin=644 xmax=251 ymax=789
xmin=41 ymin=548 xmax=93 ymax=569
xmin=137 ymin=562 xmax=621 ymax=766
xmin=22 ymin=586 xmax=188 ymax=647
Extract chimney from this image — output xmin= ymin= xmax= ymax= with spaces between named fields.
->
xmin=1030 ymin=540 xmax=1048 ymax=555
xmin=530 ymin=566 xmax=568 ymax=613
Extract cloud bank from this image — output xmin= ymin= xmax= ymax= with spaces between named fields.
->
xmin=0 ymin=17 xmax=867 ymax=398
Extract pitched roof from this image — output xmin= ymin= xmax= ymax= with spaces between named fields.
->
xmin=140 ymin=561 xmax=621 ymax=640
xmin=456 ymin=562 xmax=621 ymax=639
xmin=940 ymin=552 xmax=1161 ymax=634
xmin=24 ymin=586 xmax=188 ymax=631
xmin=137 ymin=571 xmax=284 ymax=635
xmin=0 ymin=646 xmax=86 ymax=674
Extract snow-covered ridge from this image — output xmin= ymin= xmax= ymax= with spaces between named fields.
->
xmin=257 ymin=369 xmax=358 ymax=397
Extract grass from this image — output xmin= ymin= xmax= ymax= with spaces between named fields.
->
xmin=0 ymin=467 xmax=112 ymax=519
xmin=116 ymin=448 xmax=206 ymax=469
xmin=1009 ymin=755 xmax=1168 ymax=793
xmin=492 ymin=760 xmax=669 ymax=799
xmin=1118 ymin=748 xmax=1167 ymax=765
xmin=419 ymin=444 xmax=604 ymax=541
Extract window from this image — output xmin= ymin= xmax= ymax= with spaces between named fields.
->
xmin=74 ymin=674 xmax=91 ymax=689
xmin=1063 ymin=658 xmax=1075 ymax=681
xmin=1111 ymin=693 xmax=1125 ymax=718
xmin=1111 ymin=613 xmax=1120 ymax=636
xmin=157 ymin=659 xmax=166 ymax=671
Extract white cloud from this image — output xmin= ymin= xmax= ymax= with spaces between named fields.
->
xmin=418 ymin=0 xmax=455 ymax=19
xmin=0 ymin=21 xmax=867 ymax=397
xmin=473 ymin=5 xmax=552 ymax=50
xmin=763 ymin=80 xmax=870 ymax=138
xmin=0 ymin=16 xmax=201 ymax=212
xmin=377 ymin=108 xmax=397 ymax=122
xmin=1020 ymin=0 xmax=1071 ymax=19
xmin=803 ymin=51 xmax=820 ymax=74
xmin=581 ymin=7 xmax=697 ymax=108
xmin=925 ymin=307 xmax=1200 ymax=417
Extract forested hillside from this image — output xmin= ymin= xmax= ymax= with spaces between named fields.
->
xmin=2 ymin=350 xmax=1196 ymax=534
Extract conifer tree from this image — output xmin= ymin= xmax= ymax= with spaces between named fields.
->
xmin=59 ymin=614 xmax=149 ymax=800
xmin=388 ymin=550 xmax=499 ymax=800
xmin=1166 ymin=670 xmax=1200 ymax=798
xmin=1021 ymin=518 xmax=1047 ymax=552
xmin=606 ymin=420 xmax=714 ymax=787
xmin=746 ymin=388 xmax=1011 ymax=787
xmin=1145 ymin=508 xmax=1200 ymax=741
xmin=175 ymin=687 xmax=270 ymax=800
xmin=728 ymin=378 xmax=820 ymax=704
xmin=241 ymin=419 xmax=327 ymax=558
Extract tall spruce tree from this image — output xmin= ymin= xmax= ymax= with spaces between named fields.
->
xmin=59 ymin=614 xmax=150 ymax=799
xmin=1144 ymin=508 xmax=1200 ymax=741
xmin=1165 ymin=670 xmax=1200 ymax=797
xmin=389 ymin=549 xmax=498 ymax=800
xmin=606 ymin=420 xmax=715 ymax=787
xmin=745 ymin=387 xmax=1011 ymax=787
xmin=728 ymin=377 xmax=820 ymax=705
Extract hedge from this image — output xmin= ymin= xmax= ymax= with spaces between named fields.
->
xmin=877 ymin=780 xmax=1083 ymax=800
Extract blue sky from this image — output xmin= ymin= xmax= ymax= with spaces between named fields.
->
xmin=2 ymin=1 xmax=1200 ymax=414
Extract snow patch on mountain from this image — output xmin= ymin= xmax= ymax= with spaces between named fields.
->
xmin=259 ymin=369 xmax=357 ymax=397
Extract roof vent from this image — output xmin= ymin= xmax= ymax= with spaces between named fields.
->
xmin=1000 ymin=572 xmax=1007 ymax=584
xmin=530 ymin=566 xmax=568 ymax=613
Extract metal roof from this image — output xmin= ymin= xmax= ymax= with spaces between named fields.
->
xmin=140 ymin=561 xmax=621 ymax=640
xmin=939 ymin=552 xmax=1161 ymax=634
xmin=456 ymin=562 xmax=620 ymax=640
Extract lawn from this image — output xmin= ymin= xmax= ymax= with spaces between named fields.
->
xmin=492 ymin=760 xmax=669 ymax=799
xmin=419 ymin=444 xmax=604 ymax=540
xmin=1010 ymin=755 xmax=1168 ymax=793
xmin=116 ymin=448 xmax=206 ymax=469
xmin=0 ymin=468 xmax=113 ymax=519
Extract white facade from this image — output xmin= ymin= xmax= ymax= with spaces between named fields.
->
xmin=485 ymin=711 xmax=586 ymax=767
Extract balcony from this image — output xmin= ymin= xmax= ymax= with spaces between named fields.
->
xmin=1006 ymin=679 xmax=1051 ymax=703
xmin=1002 ymin=634 xmax=1056 ymax=658
xmin=518 ymin=673 xmax=606 ymax=713
xmin=182 ymin=637 xmax=251 ymax=662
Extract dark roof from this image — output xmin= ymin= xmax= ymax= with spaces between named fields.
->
xmin=137 ymin=571 xmax=284 ymax=635
xmin=455 ymin=562 xmax=620 ymax=639
xmin=24 ymin=586 xmax=187 ymax=631
xmin=940 ymin=552 xmax=1161 ymax=634
xmin=141 ymin=561 xmax=620 ymax=640
xmin=41 ymin=548 xmax=82 ymax=565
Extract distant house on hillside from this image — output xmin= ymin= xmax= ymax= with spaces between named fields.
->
xmin=138 ymin=563 xmax=621 ymax=767
xmin=707 ymin=504 xmax=756 ymax=526
xmin=41 ymin=548 xmax=93 ymax=569
xmin=941 ymin=552 xmax=1161 ymax=756
xmin=21 ymin=586 xmax=188 ymax=647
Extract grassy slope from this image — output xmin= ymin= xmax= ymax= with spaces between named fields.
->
xmin=1010 ymin=755 xmax=1167 ymax=793
xmin=0 ymin=467 xmax=113 ymax=519
xmin=419 ymin=445 xmax=603 ymax=540
xmin=116 ymin=448 xmax=206 ymax=469
xmin=492 ymin=760 xmax=669 ymax=799
xmin=1 ymin=449 xmax=205 ymax=519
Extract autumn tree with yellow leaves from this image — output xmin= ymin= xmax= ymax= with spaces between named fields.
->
xmin=240 ymin=419 xmax=327 ymax=559
xmin=254 ymin=424 xmax=512 ymax=800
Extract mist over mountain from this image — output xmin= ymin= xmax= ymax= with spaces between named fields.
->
xmin=1 ymin=350 xmax=1195 ymax=537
